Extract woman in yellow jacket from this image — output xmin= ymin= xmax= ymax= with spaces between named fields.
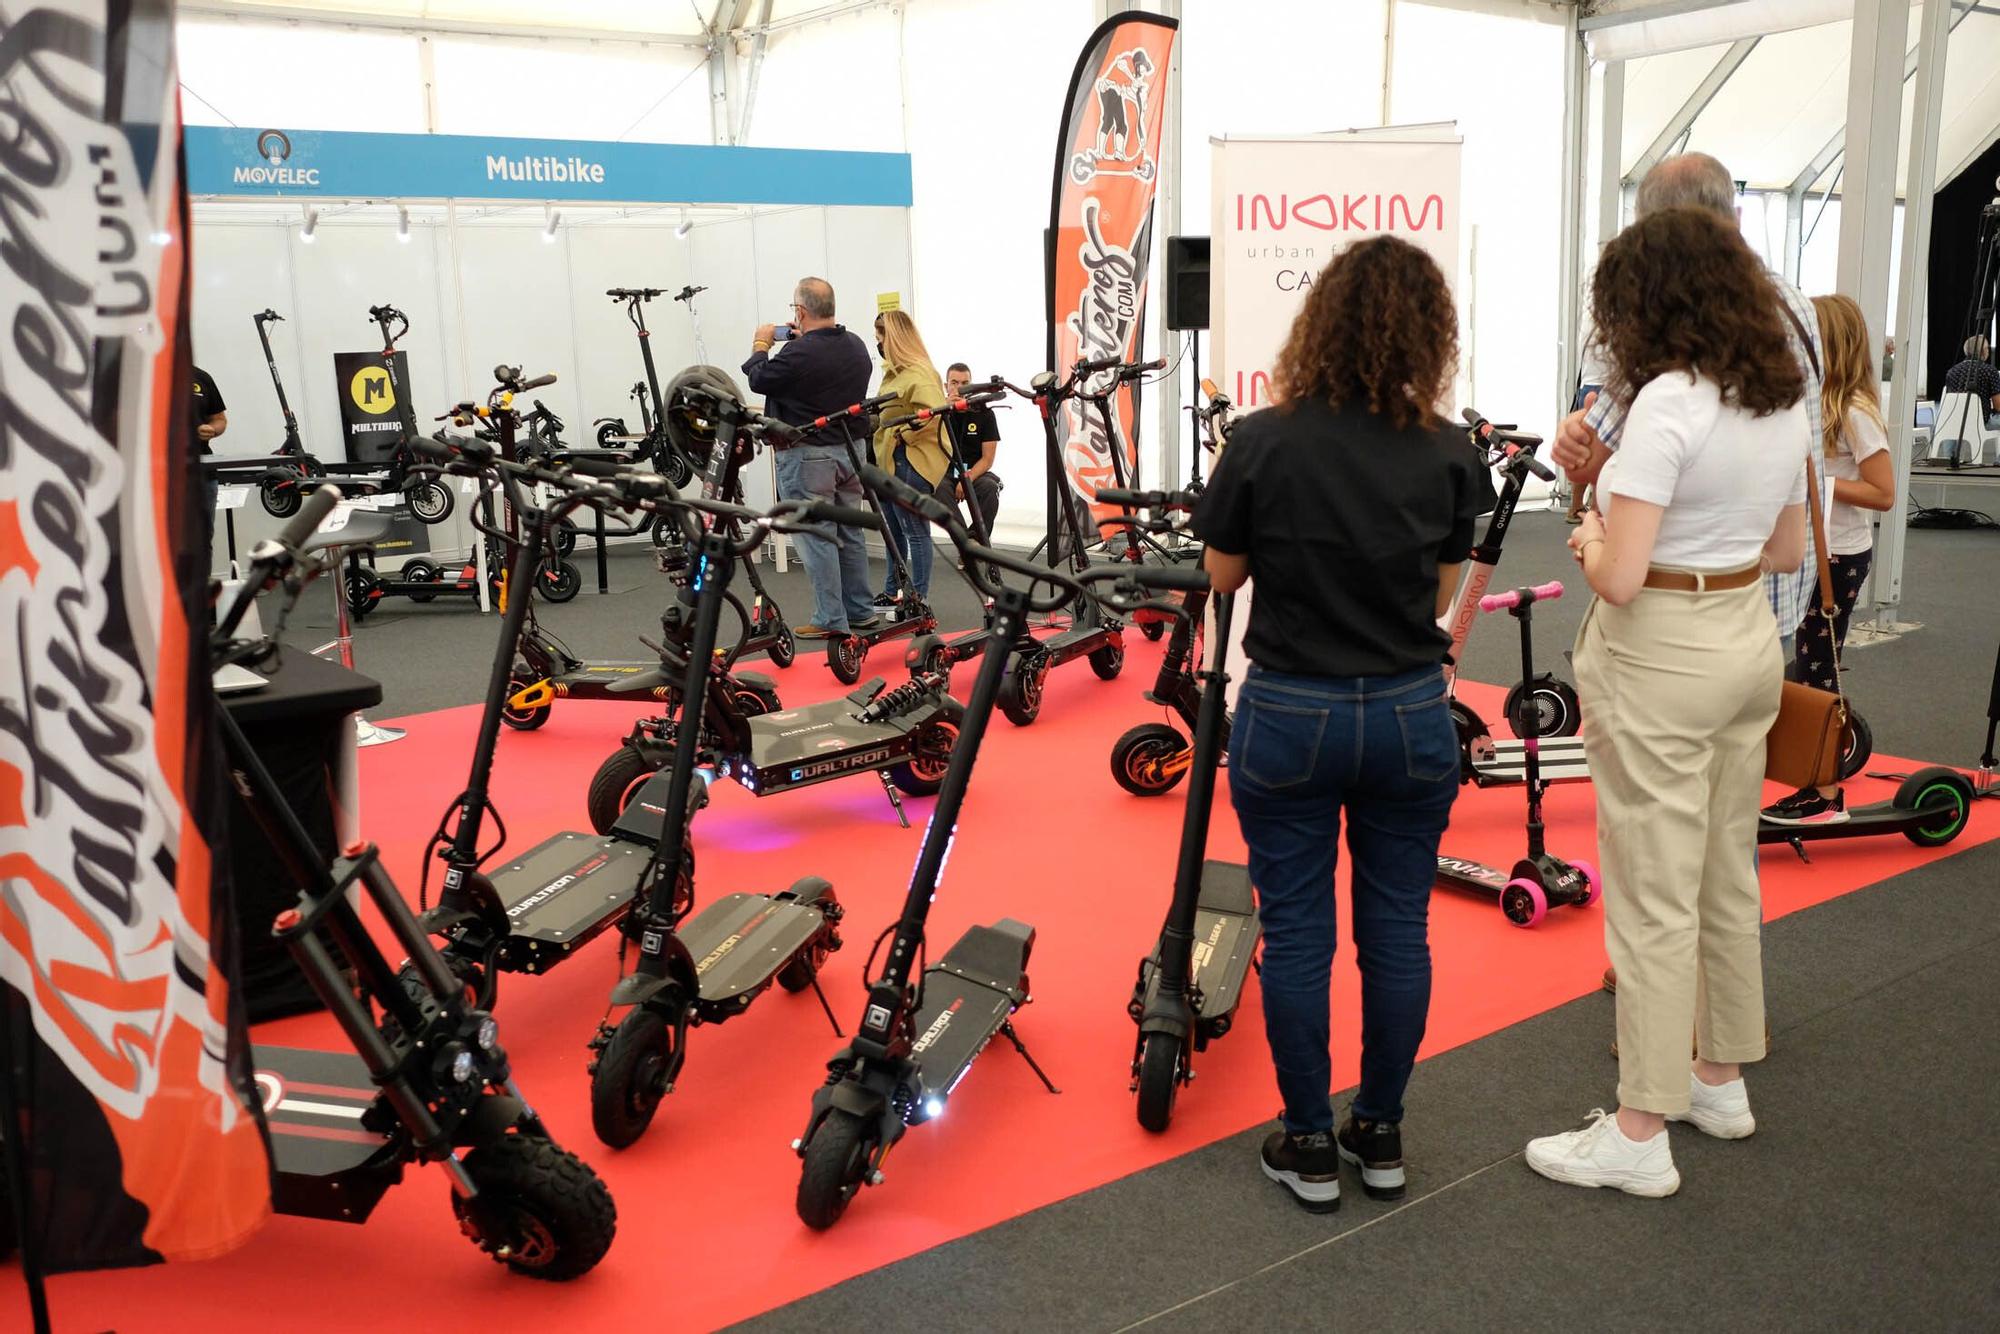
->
xmin=871 ymin=310 xmax=952 ymax=602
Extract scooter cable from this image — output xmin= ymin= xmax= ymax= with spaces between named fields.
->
xmin=416 ymin=791 xmax=510 ymax=911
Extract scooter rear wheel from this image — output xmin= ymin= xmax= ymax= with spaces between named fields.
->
xmin=1570 ymin=859 xmax=1602 ymax=908
xmin=827 ymin=635 xmax=864 ymax=686
xmin=797 ymin=1109 xmax=872 ymax=1231
xmin=502 ymin=674 xmax=552 ymax=731
xmin=452 ymin=1135 xmax=617 ymax=1280
xmin=1504 ymin=674 xmax=1582 ymax=740
xmin=590 ymin=1006 xmax=678 ymax=1149
xmin=1088 ymin=640 xmax=1126 ymax=681
xmin=1111 ymin=723 xmax=1189 ymax=797
xmin=345 ymin=568 xmax=381 ymax=620
xmin=1839 ymin=709 xmax=1874 ymax=780
xmin=259 ymin=477 xmax=303 ymax=518
xmin=408 ymin=480 xmax=454 ymax=524
xmin=888 ymin=717 xmax=960 ymax=797
xmin=403 ymin=558 xmax=442 ymax=603
xmin=999 ymin=659 xmax=1045 ymax=727
xmin=1140 ymin=618 xmax=1166 ymax=642
xmin=538 ymin=560 xmax=582 ymax=604
xmin=1894 ymin=766 xmax=1974 ymax=847
xmin=1135 ymin=1030 xmax=1183 ymax=1133
xmin=586 ymin=745 xmax=656 ymax=835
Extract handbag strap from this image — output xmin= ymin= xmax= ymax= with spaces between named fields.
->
xmin=1778 ymin=298 xmax=1845 ymax=695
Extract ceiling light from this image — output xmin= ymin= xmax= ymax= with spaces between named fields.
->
xmin=676 ymin=208 xmax=692 ymax=240
xmin=543 ymin=207 xmax=560 ymax=242
xmin=396 ymin=206 xmax=410 ymax=243
xmin=299 ymin=206 xmax=318 ymax=243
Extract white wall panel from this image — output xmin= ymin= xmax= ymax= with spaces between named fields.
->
xmin=189 ymin=223 xmax=309 ymax=459
xmin=823 ymin=206 xmax=912 ymax=346
xmin=751 ymin=209 xmax=831 ymax=325
xmin=685 ymin=218 xmax=763 ymax=385
xmin=451 ymin=224 xmax=583 ymax=423
xmin=560 ymin=225 xmax=698 ymax=430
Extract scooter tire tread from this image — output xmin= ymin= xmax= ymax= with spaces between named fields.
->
xmin=454 ymin=1135 xmax=617 ymax=1281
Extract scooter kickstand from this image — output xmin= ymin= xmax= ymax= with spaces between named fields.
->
xmin=1001 ymin=1021 xmax=1061 ymax=1095
xmin=1787 ymin=834 xmax=1811 ymax=865
xmin=879 ymin=772 xmax=911 ymax=828
xmin=808 ymin=972 xmax=846 ymax=1037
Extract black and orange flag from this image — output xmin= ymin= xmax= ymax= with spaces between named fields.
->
xmin=0 ymin=0 xmax=271 ymax=1284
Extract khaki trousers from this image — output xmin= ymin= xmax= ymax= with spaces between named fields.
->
xmin=1574 ymin=581 xmax=1781 ymax=1114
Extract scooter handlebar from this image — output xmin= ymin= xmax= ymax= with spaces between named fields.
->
xmin=1480 ymin=580 xmax=1563 ymax=613
xmin=859 ymin=462 xmax=962 ymax=536
xmin=798 ymin=501 xmax=881 ymax=532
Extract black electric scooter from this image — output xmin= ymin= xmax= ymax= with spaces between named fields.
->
xmin=257 ymin=303 xmax=456 ymax=524
xmin=1435 ymin=580 xmax=1599 ymax=927
xmin=215 ymin=488 xmax=616 ymax=1279
xmin=602 ymin=286 xmax=698 ymax=487
xmin=585 ymin=472 xmax=879 ymax=1148
xmin=1124 ymin=570 xmax=1261 ymax=1131
xmin=595 ymin=379 xmax=652 ymax=450
xmin=790 ymin=464 xmax=1204 ymax=1228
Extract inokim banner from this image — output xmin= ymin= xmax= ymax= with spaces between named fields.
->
xmin=0 ymin=0 xmax=271 ymax=1277
xmin=1046 ymin=12 xmax=1177 ymax=531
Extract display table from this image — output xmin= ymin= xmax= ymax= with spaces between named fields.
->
xmin=223 ymin=650 xmax=382 ymax=1021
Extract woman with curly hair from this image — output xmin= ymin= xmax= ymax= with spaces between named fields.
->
xmin=1192 ymin=235 xmax=1487 ymax=1213
xmin=1525 ymin=206 xmax=1810 ymax=1198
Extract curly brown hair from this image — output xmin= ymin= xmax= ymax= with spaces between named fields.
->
xmin=1270 ymin=235 xmax=1458 ymax=431
xmin=1590 ymin=207 xmax=1803 ymax=416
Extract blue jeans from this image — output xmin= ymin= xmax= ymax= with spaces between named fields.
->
xmin=772 ymin=442 xmax=875 ymax=632
xmin=1228 ymin=663 xmax=1459 ymax=1134
xmin=879 ymin=448 xmax=933 ymax=599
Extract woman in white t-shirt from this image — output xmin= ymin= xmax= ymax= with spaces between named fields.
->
xmin=1525 ymin=208 xmax=1810 ymax=1199
xmin=1764 ymin=294 xmax=1897 ymax=826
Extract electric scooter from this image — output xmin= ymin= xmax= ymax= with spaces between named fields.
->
xmin=584 ymin=468 xmax=881 ymax=1148
xmin=790 ymin=464 xmax=1204 ymax=1228
xmin=256 ymin=304 xmax=456 ymax=524
xmin=215 ymin=488 xmax=616 ymax=1279
xmin=1124 ymin=572 xmax=1261 ymax=1131
xmin=595 ymin=380 xmax=652 ymax=450
xmin=1434 ymin=581 xmax=1600 ymax=927
xmin=603 ymin=286 xmax=698 ymax=487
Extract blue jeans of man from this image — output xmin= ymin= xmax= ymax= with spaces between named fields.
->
xmin=773 ymin=441 xmax=875 ymax=632
xmin=1228 ymin=663 xmax=1459 ymax=1134
xmin=879 ymin=447 xmax=933 ymax=599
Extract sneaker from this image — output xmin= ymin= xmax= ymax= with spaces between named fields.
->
xmin=793 ymin=623 xmax=838 ymax=640
xmin=1668 ymin=1073 xmax=1756 ymax=1140
xmin=1525 ymin=1109 xmax=1680 ymax=1197
xmin=850 ymin=615 xmax=882 ymax=632
xmin=871 ymin=592 xmax=900 ymax=608
xmin=1260 ymin=1129 xmax=1342 ymax=1213
xmin=1761 ymin=787 xmax=1848 ymax=826
xmin=1335 ymin=1115 xmax=1406 ymax=1200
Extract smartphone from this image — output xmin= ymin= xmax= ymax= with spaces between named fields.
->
xmin=773 ymin=323 xmax=796 ymax=343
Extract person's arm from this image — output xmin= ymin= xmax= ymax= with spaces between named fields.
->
xmin=1833 ymin=449 xmax=1895 ymax=512
xmin=1764 ymin=503 xmax=1806 ymax=572
xmin=1550 ymin=391 xmax=1611 ymax=487
xmin=1434 ymin=562 xmax=1462 ymax=620
xmin=1569 ymin=502 xmax=1660 ymax=606
xmin=963 ymin=439 xmax=997 ymax=484
xmin=198 ymin=410 xmax=227 ymax=441
xmin=1205 ymin=547 xmax=1249 ymax=594
xmin=743 ymin=342 xmax=797 ymax=395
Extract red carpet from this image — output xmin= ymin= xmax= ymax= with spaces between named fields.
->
xmin=26 ymin=636 xmax=1996 ymax=1332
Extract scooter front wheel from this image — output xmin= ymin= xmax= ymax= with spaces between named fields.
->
xmin=590 ymin=1006 xmax=678 ymax=1149
xmin=502 ymin=674 xmax=552 ymax=731
xmin=797 ymin=1108 xmax=872 ymax=1231
xmin=999 ymin=660 xmax=1045 ymax=727
xmin=538 ymin=560 xmax=582 ymax=604
xmin=452 ymin=1135 xmax=617 ymax=1281
xmin=1110 ymin=723 xmax=1188 ymax=797
xmin=1569 ymin=859 xmax=1602 ymax=908
xmin=827 ymin=634 xmax=864 ymax=686
xmin=259 ymin=476 xmax=303 ymax=518
xmin=1839 ymin=709 xmax=1873 ymax=780
xmin=1500 ymin=878 xmax=1548 ymax=928
xmin=1895 ymin=766 xmax=1974 ymax=847
xmin=586 ymin=745 xmax=656 ymax=835
xmin=1134 ymin=1030 xmax=1183 ymax=1133
xmin=408 ymin=480 xmax=455 ymax=524
xmin=1503 ymin=674 xmax=1581 ymax=740
xmin=767 ymin=618 xmax=797 ymax=668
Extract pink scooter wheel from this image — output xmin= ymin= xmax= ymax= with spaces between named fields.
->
xmin=1501 ymin=878 xmax=1548 ymax=928
xmin=1571 ymin=859 xmax=1601 ymax=908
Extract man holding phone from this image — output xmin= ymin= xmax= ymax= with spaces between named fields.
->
xmin=743 ymin=277 xmax=879 ymax=638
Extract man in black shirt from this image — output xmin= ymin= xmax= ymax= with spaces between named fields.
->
xmin=742 ymin=277 xmax=879 ymax=637
xmin=940 ymin=361 xmax=1002 ymax=542
xmin=1942 ymin=334 xmax=2000 ymax=429
xmin=192 ymin=364 xmax=229 ymax=527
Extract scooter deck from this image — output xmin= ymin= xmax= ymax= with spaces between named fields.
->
xmin=253 ymin=1044 xmax=400 ymax=1223
xmin=680 ymin=892 xmax=827 ymax=1003
xmin=549 ymin=662 xmax=666 ymax=692
xmin=1756 ymin=793 xmax=1949 ymax=844
xmin=910 ymin=919 xmax=1034 ymax=1107
xmin=1469 ymin=735 xmax=1591 ymax=786
xmin=490 ymin=831 xmax=653 ymax=971
xmin=1189 ymin=861 xmax=1261 ymax=1022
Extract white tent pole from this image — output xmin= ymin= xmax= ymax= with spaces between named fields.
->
xmin=1597 ymin=59 xmax=1625 ymax=249
xmin=1156 ymin=0 xmax=1183 ymax=494
xmin=1624 ymin=38 xmax=1758 ymax=187
xmin=1782 ymin=186 xmax=1805 ymax=282
xmin=1836 ymin=0 xmax=1905 ymax=352
xmin=1870 ymin=0 xmax=1954 ymax=635
xmin=1556 ymin=9 xmax=1588 ymax=424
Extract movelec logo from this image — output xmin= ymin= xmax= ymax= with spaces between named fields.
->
xmin=234 ymin=129 xmax=320 ymax=188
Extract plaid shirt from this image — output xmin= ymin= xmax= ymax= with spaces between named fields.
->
xmin=1583 ymin=270 xmax=1823 ymax=636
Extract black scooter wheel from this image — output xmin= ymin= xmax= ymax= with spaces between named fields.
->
xmin=1111 ymin=723 xmax=1189 ymax=797
xmin=502 ymin=674 xmax=552 ymax=731
xmin=797 ymin=1109 xmax=872 ymax=1231
xmin=452 ymin=1135 xmax=616 ymax=1280
xmin=768 ymin=619 xmax=797 ymax=668
xmin=827 ymin=635 xmax=864 ymax=686
xmin=408 ymin=480 xmax=454 ymax=524
xmin=1839 ymin=710 xmax=1873 ymax=780
xmin=999 ymin=660 xmax=1045 ymax=727
xmin=538 ymin=560 xmax=582 ymax=604
xmin=1089 ymin=640 xmax=1125 ymax=681
xmin=590 ymin=1006 xmax=678 ymax=1149
xmin=403 ymin=558 xmax=442 ymax=603
xmin=1503 ymin=674 xmax=1582 ymax=740
xmin=905 ymin=633 xmax=951 ymax=680
xmin=1135 ymin=1031 xmax=1184 ymax=1133
xmin=1894 ymin=766 xmax=1974 ymax=847
xmin=660 ymin=446 xmax=695 ymax=489
xmin=734 ymin=680 xmax=782 ymax=716
xmin=551 ymin=517 xmax=578 ymax=559
xmin=776 ymin=930 xmax=833 ymax=994
xmin=259 ymin=477 xmax=302 ymax=519
xmin=586 ymin=745 xmax=656 ymax=835
xmin=888 ymin=716 xmax=960 ymax=798
xmin=345 ymin=568 xmax=380 ymax=620
xmin=1141 ymin=618 xmax=1166 ymax=642
xmin=595 ymin=420 xmax=623 ymax=449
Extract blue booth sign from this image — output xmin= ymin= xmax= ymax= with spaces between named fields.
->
xmin=186 ymin=127 xmax=914 ymax=208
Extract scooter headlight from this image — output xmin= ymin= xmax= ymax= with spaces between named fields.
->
xmin=475 ymin=1017 xmax=499 ymax=1051
xmin=450 ymin=1049 xmax=476 ymax=1084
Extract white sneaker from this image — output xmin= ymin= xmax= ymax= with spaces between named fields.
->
xmin=1526 ymin=1109 xmax=1681 ymax=1197
xmin=1668 ymin=1073 xmax=1756 ymax=1139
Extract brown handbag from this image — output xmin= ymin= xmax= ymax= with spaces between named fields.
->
xmin=1765 ymin=446 xmax=1848 ymax=788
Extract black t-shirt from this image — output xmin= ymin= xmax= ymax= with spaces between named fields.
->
xmin=1192 ymin=399 xmax=1485 ymax=678
xmin=1943 ymin=358 xmax=2000 ymax=403
xmin=945 ymin=405 xmax=1000 ymax=468
xmin=191 ymin=366 xmax=225 ymax=453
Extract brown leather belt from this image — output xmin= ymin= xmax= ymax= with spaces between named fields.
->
xmin=1642 ymin=565 xmax=1762 ymax=592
